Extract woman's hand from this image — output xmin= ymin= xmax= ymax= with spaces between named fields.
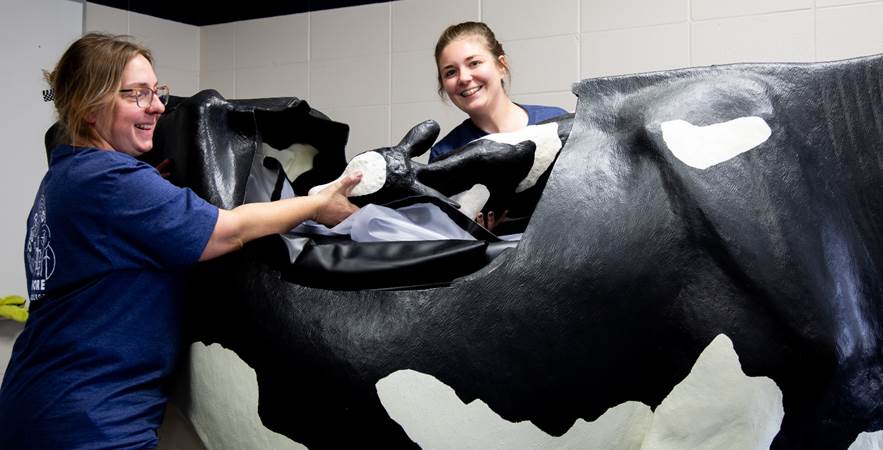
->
xmin=312 ymin=171 xmax=363 ymax=226
xmin=202 ymin=172 xmax=363 ymax=261
xmin=154 ymin=158 xmax=172 ymax=178
xmin=476 ymin=209 xmax=508 ymax=232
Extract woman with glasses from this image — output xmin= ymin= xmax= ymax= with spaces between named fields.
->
xmin=0 ymin=33 xmax=361 ymax=449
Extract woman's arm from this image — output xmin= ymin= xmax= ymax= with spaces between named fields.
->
xmin=200 ymin=172 xmax=362 ymax=261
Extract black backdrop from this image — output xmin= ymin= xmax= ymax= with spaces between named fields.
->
xmin=86 ymin=0 xmax=397 ymax=26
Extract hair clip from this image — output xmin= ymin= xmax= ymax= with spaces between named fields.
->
xmin=42 ymin=89 xmax=54 ymax=102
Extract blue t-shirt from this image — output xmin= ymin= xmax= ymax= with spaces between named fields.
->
xmin=429 ymin=104 xmax=568 ymax=162
xmin=0 ymin=145 xmax=218 ymax=449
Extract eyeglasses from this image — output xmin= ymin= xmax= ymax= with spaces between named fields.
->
xmin=119 ymin=85 xmax=170 ymax=108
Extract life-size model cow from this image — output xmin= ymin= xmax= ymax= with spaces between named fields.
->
xmin=140 ymin=54 xmax=883 ymax=449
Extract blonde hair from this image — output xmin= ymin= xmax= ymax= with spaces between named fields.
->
xmin=434 ymin=21 xmax=511 ymax=99
xmin=44 ymin=33 xmax=153 ymax=147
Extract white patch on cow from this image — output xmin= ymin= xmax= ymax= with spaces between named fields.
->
xmin=480 ymin=122 xmax=562 ymax=192
xmin=376 ymin=334 xmax=784 ymax=449
xmin=261 ymin=142 xmax=319 ymax=182
xmin=376 ymin=369 xmax=653 ymax=449
xmin=642 ymin=334 xmax=784 ymax=449
xmin=451 ymin=184 xmax=490 ymax=219
xmin=182 ymin=343 xmax=305 ymax=450
xmin=308 ymin=151 xmax=386 ymax=197
xmin=661 ymin=116 xmax=771 ymax=169
xmin=849 ymin=430 xmax=883 ymax=450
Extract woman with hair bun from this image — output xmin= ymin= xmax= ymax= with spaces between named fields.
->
xmin=431 ymin=21 xmax=567 ymax=229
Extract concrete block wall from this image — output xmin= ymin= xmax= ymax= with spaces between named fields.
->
xmin=84 ymin=3 xmax=200 ymax=97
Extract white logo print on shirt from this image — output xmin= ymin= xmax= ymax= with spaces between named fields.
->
xmin=26 ymin=194 xmax=55 ymax=300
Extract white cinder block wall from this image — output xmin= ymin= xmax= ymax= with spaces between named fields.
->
xmin=81 ymin=0 xmax=883 ymax=163
xmin=84 ymin=4 xmax=200 ymax=96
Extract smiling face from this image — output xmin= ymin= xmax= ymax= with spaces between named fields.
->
xmin=89 ymin=54 xmax=165 ymax=157
xmin=438 ymin=37 xmax=509 ymax=118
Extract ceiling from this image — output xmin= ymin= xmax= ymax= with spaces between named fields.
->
xmin=87 ymin=0 xmax=395 ymax=26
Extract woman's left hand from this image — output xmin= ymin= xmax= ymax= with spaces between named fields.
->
xmin=476 ymin=209 xmax=508 ymax=231
xmin=154 ymin=158 xmax=172 ymax=178
xmin=313 ymin=172 xmax=363 ymax=226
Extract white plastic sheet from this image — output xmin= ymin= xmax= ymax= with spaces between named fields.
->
xmin=296 ymin=203 xmax=475 ymax=243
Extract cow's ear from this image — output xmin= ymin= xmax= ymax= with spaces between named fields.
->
xmin=397 ymin=120 xmax=440 ymax=158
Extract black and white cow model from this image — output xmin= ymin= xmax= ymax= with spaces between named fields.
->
xmin=147 ymin=54 xmax=882 ymax=449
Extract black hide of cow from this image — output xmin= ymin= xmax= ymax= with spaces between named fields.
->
xmin=155 ymin=55 xmax=882 ymax=449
